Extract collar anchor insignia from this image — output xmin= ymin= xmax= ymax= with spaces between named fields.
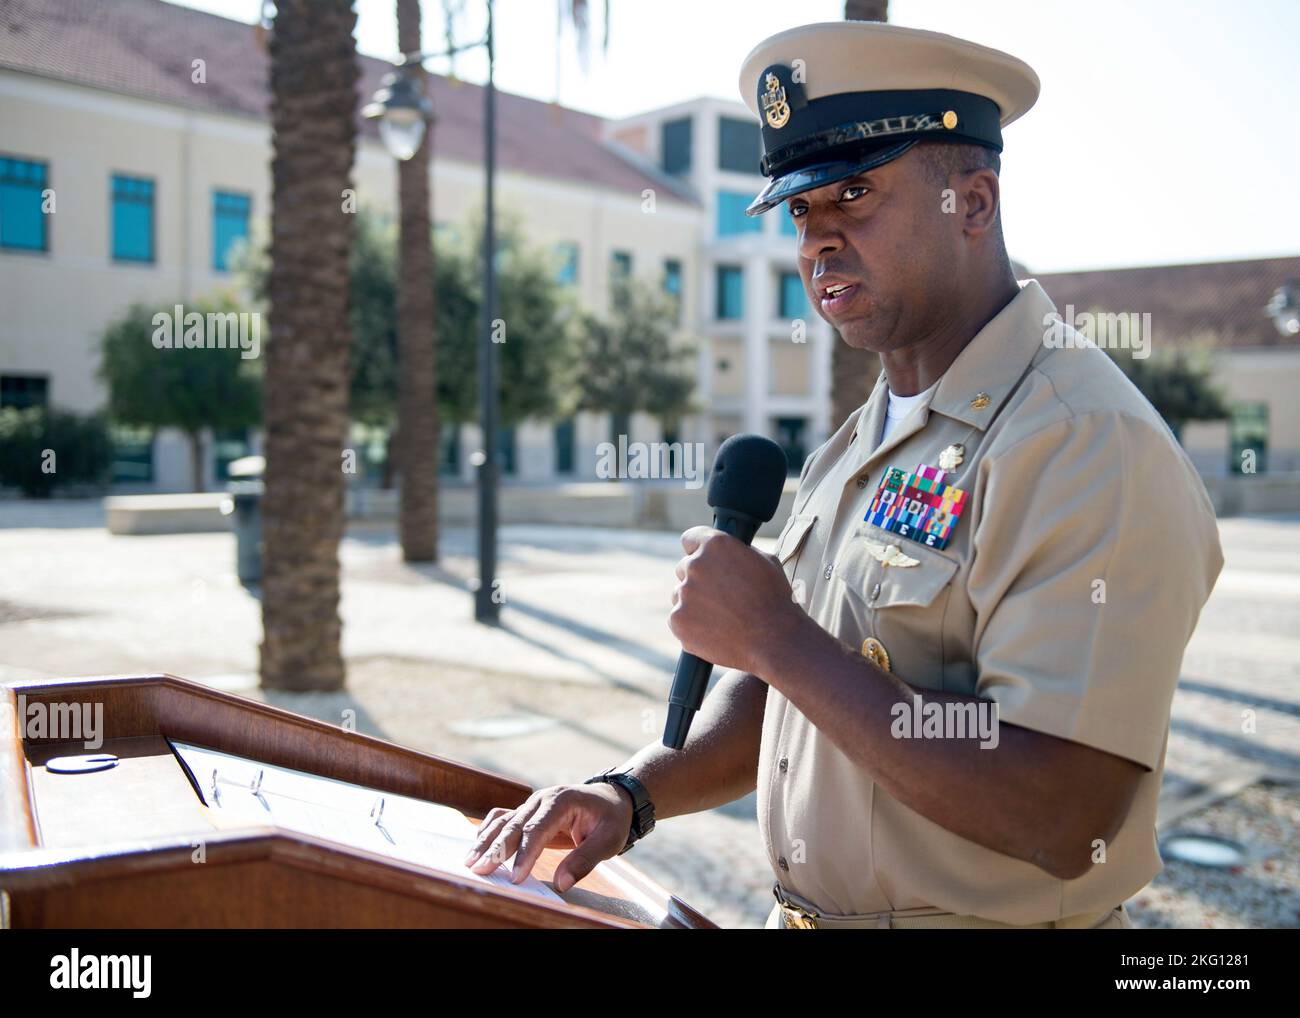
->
xmin=938 ymin=444 xmax=965 ymax=470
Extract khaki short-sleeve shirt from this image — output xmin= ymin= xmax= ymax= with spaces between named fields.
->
xmin=758 ymin=279 xmax=1224 ymax=924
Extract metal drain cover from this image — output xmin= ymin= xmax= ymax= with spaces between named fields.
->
xmin=1160 ymin=833 xmax=1249 ymax=868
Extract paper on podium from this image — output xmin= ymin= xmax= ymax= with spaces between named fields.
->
xmin=170 ymin=740 xmax=561 ymax=902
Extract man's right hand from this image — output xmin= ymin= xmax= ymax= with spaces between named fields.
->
xmin=462 ymin=781 xmax=634 ymax=893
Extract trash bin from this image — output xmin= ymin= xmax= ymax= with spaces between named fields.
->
xmin=220 ymin=455 xmax=265 ymax=585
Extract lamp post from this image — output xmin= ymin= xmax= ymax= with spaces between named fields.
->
xmin=364 ymin=1 xmax=501 ymax=625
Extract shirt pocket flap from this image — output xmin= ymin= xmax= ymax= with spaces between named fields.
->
xmin=837 ymin=526 xmax=959 ymax=608
xmin=775 ymin=513 xmax=817 ymax=563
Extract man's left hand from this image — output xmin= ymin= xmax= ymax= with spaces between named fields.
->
xmin=668 ymin=525 xmax=805 ymax=676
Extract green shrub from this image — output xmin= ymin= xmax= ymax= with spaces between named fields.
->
xmin=0 ymin=407 xmax=113 ymax=497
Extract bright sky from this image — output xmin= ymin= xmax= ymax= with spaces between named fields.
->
xmin=170 ymin=0 xmax=1300 ymax=274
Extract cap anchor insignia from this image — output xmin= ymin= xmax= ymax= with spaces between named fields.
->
xmin=762 ymin=72 xmax=791 ymax=129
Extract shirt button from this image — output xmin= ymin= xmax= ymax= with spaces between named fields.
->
xmin=856 ymin=475 xmax=868 ymax=489
xmin=778 ymin=757 xmax=789 ymax=773
xmin=870 ymin=582 xmax=881 ymax=601
xmin=823 ymin=564 xmax=833 ymax=580
xmin=778 ymin=856 xmax=790 ymax=871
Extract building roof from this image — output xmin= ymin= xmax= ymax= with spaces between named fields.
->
xmin=1035 ymin=256 xmax=1300 ymax=350
xmin=0 ymin=0 xmax=695 ymax=205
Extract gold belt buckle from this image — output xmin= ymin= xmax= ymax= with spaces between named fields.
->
xmin=781 ymin=904 xmax=818 ymax=929
xmin=775 ymin=886 xmax=819 ymax=929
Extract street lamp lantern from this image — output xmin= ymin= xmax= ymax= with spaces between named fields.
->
xmin=1266 ymin=281 xmax=1300 ymax=337
xmin=362 ymin=63 xmax=434 ymax=162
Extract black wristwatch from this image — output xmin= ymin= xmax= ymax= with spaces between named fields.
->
xmin=584 ymin=767 xmax=655 ymax=855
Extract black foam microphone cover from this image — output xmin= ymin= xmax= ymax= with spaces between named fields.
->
xmin=663 ymin=434 xmax=789 ymax=749
xmin=706 ymin=433 xmax=790 ymax=522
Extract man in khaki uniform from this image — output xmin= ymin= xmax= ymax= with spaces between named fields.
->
xmin=464 ymin=22 xmax=1224 ymax=929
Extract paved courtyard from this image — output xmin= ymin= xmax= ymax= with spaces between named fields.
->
xmin=1 ymin=499 xmax=1297 ymax=928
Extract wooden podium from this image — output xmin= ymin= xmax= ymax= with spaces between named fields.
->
xmin=0 ymin=674 xmax=715 ymax=929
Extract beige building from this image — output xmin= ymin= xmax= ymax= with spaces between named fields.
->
xmin=606 ymin=98 xmax=834 ymax=468
xmin=1037 ymin=257 xmax=1300 ymax=474
xmin=2 ymin=0 xmax=1293 ymax=497
xmin=0 ymin=0 xmax=716 ymax=492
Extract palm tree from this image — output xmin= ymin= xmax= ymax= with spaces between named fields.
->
xmin=395 ymin=0 xmax=439 ymax=563
xmin=260 ymin=0 xmax=359 ymax=692
xmin=831 ymin=0 xmax=888 ymax=432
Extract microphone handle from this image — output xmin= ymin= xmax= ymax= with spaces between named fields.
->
xmin=662 ymin=508 xmax=762 ymax=749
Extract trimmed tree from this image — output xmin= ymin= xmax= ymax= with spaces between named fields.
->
xmin=1104 ymin=342 xmax=1229 ymax=440
xmin=98 ymin=298 xmax=261 ymax=492
xmin=436 ymin=218 xmax=579 ymax=432
xmin=575 ymin=277 xmax=696 ymax=446
xmin=0 ymin=407 xmax=112 ymax=497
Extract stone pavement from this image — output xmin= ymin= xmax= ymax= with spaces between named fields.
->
xmin=1 ymin=499 xmax=1297 ymax=928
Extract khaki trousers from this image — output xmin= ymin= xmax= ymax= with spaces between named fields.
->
xmin=766 ymin=884 xmax=1134 ymax=929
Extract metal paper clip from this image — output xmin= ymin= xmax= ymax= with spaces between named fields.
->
xmin=210 ymin=768 xmax=222 ymax=806
xmin=370 ymin=796 xmax=385 ymax=826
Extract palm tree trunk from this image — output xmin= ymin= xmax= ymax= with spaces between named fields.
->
xmin=396 ymin=0 xmax=439 ymax=562
xmin=260 ymin=0 xmax=358 ymax=692
xmin=830 ymin=0 xmax=888 ymax=432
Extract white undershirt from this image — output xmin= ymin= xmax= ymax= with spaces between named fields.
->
xmin=878 ymin=380 xmax=940 ymax=447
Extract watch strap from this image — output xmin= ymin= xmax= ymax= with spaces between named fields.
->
xmin=583 ymin=768 xmax=655 ymax=854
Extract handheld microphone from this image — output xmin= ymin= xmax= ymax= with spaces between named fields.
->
xmin=662 ymin=433 xmax=789 ymax=750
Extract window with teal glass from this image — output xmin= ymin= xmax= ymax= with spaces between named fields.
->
xmin=610 ymin=251 xmax=633 ymax=308
xmin=661 ymin=118 xmax=692 ymax=176
xmin=663 ymin=258 xmax=683 ymax=323
xmin=0 ymin=155 xmax=48 ymax=252
xmin=663 ymin=258 xmax=682 ymax=296
xmin=441 ymin=422 xmax=461 ymax=476
xmin=718 ymin=117 xmax=761 ymax=175
xmin=779 ymin=271 xmax=808 ymax=319
xmin=1 ymin=374 xmax=48 ymax=409
xmin=109 ymin=425 xmax=155 ymax=484
xmin=212 ymin=190 xmax=251 ymax=271
xmin=553 ymin=418 xmax=575 ymax=474
xmin=716 ymin=265 xmax=744 ymax=320
xmin=716 ymin=191 xmax=761 ymax=237
xmin=555 ymin=242 xmax=579 ymax=285
xmin=498 ymin=424 xmax=516 ymax=475
xmin=213 ymin=428 xmax=251 ymax=482
xmin=434 ymin=221 xmax=460 ymax=248
xmin=111 ymin=174 xmax=155 ymax=263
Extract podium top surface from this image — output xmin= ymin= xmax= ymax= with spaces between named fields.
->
xmin=1 ymin=673 xmax=715 ymax=929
